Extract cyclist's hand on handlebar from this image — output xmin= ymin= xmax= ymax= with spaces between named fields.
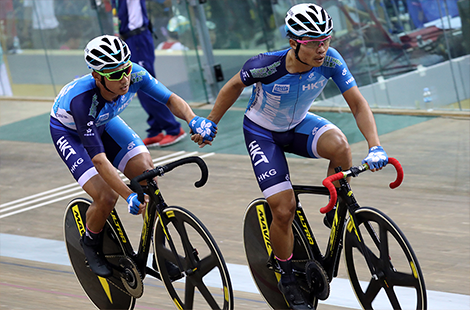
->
xmin=126 ymin=193 xmax=148 ymax=215
xmin=189 ymin=116 xmax=217 ymax=143
xmin=362 ymin=146 xmax=388 ymax=171
xmin=191 ymin=134 xmax=214 ymax=148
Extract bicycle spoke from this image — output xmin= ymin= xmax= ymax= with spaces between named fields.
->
xmin=184 ymin=279 xmax=196 ymax=309
xmin=384 ymin=284 xmax=402 ymax=310
xmin=196 ymin=280 xmax=221 ymax=309
xmin=387 ymin=270 xmax=420 ymax=288
xmin=197 ymin=254 xmax=218 ymax=277
xmin=363 ymin=278 xmax=382 ymax=308
xmin=156 ymin=244 xmax=185 ymax=266
xmin=378 ymin=223 xmax=390 ymax=263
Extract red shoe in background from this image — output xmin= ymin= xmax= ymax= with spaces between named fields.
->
xmin=159 ymin=128 xmax=187 ymax=147
xmin=142 ymin=133 xmax=164 ymax=147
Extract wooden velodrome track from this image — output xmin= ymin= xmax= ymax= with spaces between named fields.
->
xmin=0 ymin=98 xmax=469 ymax=309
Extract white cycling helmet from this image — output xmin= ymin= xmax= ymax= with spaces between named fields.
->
xmin=285 ymin=3 xmax=333 ymax=38
xmin=84 ymin=35 xmax=131 ymax=71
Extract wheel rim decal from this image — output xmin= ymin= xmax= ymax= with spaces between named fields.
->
xmin=71 ymin=204 xmax=85 ymax=237
xmin=98 ymin=276 xmax=113 ymax=304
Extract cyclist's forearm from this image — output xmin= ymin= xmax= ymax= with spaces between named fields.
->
xmin=354 ymin=107 xmax=381 ymax=148
xmin=208 ymin=73 xmax=245 ymax=124
xmin=166 ymin=93 xmax=196 ymax=123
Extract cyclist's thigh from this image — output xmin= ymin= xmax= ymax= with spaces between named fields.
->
xmin=286 ymin=112 xmax=339 ymax=159
xmin=243 ymin=117 xmax=291 ymax=199
xmin=102 ymin=116 xmax=150 ymax=173
xmin=50 ymin=119 xmax=97 ymax=187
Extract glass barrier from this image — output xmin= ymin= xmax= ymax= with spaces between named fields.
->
xmin=0 ymin=0 xmax=468 ymax=112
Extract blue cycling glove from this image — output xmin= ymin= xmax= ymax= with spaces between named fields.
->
xmin=362 ymin=146 xmax=388 ymax=170
xmin=189 ymin=116 xmax=217 ymax=142
xmin=126 ymin=193 xmax=141 ymax=215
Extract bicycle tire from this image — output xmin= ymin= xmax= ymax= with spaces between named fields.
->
xmin=344 ymin=207 xmax=427 ymax=310
xmin=63 ymin=198 xmax=136 ymax=310
xmin=242 ymin=198 xmax=318 ymax=310
xmin=154 ymin=206 xmax=234 ymax=310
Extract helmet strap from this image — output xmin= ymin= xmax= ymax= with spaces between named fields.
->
xmin=100 ymin=76 xmax=116 ymax=95
xmin=294 ymin=43 xmax=310 ymax=66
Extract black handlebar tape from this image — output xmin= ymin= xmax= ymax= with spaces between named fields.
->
xmin=129 ymin=156 xmax=209 ymax=203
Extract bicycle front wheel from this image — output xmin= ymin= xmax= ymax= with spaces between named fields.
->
xmin=154 ymin=206 xmax=233 ymax=310
xmin=344 ymin=207 xmax=427 ymax=310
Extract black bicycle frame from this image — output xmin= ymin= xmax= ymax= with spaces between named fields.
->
xmin=104 ymin=179 xmax=164 ymax=280
xmin=292 ymin=175 xmax=368 ymax=281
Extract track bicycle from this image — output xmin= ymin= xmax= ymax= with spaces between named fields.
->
xmin=243 ymin=157 xmax=426 ymax=309
xmin=64 ymin=156 xmax=234 ymax=310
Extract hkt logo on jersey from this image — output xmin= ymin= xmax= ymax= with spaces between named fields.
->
xmin=56 ymin=136 xmax=77 ymax=161
xmin=272 ymin=84 xmax=290 ymax=94
xmin=248 ymin=140 xmax=269 ymax=166
xmin=302 ymin=79 xmax=327 ymax=91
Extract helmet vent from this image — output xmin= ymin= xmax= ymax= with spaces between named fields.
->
xmin=295 ymin=14 xmax=311 ymax=28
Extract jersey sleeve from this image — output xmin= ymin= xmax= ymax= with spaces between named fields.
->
xmin=327 ymin=48 xmax=357 ymax=93
xmin=239 ymin=50 xmax=289 ymax=86
xmin=130 ymin=63 xmax=172 ymax=105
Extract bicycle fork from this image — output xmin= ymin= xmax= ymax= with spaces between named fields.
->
xmin=336 ymin=178 xmax=381 ymax=281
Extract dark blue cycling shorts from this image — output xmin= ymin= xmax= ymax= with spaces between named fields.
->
xmin=243 ymin=113 xmax=338 ymax=198
xmin=50 ymin=116 xmax=148 ymax=187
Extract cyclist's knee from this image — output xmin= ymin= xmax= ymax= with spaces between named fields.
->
xmin=94 ymin=191 xmax=119 ymax=211
xmin=318 ymin=129 xmax=351 ymax=160
xmin=268 ymin=191 xmax=296 ymax=227
xmin=124 ymin=152 xmax=154 ymax=179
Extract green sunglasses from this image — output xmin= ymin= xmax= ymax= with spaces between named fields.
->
xmin=95 ymin=62 xmax=133 ymax=81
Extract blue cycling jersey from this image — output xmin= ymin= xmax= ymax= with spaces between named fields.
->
xmin=240 ymin=47 xmax=356 ymax=131
xmin=50 ymin=62 xmax=172 ymax=159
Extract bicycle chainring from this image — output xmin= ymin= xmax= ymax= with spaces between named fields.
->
xmin=305 ymin=260 xmax=330 ymax=301
xmin=119 ymin=257 xmax=144 ymax=298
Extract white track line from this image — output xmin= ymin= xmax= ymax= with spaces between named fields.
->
xmin=0 ymin=152 xmax=215 ymax=219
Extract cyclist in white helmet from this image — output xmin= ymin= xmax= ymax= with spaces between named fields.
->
xmin=50 ymin=35 xmax=216 ymax=277
xmin=193 ymin=3 xmax=387 ymax=309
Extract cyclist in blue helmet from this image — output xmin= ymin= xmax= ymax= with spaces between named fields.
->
xmin=193 ymin=3 xmax=387 ymax=309
xmin=51 ymin=35 xmax=216 ymax=278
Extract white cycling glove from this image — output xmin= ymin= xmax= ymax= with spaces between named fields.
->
xmin=126 ymin=193 xmax=141 ymax=215
xmin=189 ymin=116 xmax=217 ymax=142
xmin=362 ymin=146 xmax=388 ymax=170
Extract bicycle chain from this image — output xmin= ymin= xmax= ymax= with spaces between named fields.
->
xmin=104 ymin=255 xmax=142 ymax=298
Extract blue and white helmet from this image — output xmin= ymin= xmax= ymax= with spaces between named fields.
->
xmin=285 ymin=3 xmax=333 ymax=38
xmin=84 ymin=35 xmax=131 ymax=71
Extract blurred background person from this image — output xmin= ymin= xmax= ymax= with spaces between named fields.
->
xmin=114 ymin=0 xmax=186 ymax=147
xmin=156 ymin=15 xmax=189 ymax=51
xmin=22 ymin=0 xmax=59 ymax=50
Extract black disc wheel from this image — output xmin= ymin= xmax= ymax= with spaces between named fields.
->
xmin=154 ymin=206 xmax=233 ymax=310
xmin=344 ymin=207 xmax=427 ymax=309
xmin=63 ymin=198 xmax=136 ymax=310
xmin=242 ymin=199 xmax=318 ymax=310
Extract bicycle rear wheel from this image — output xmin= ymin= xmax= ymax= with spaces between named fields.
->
xmin=344 ymin=207 xmax=427 ymax=310
xmin=154 ymin=206 xmax=233 ymax=310
xmin=243 ymin=198 xmax=317 ymax=309
xmin=63 ymin=198 xmax=136 ymax=310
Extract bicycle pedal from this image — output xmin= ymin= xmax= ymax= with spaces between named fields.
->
xmin=305 ymin=260 xmax=330 ymax=301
